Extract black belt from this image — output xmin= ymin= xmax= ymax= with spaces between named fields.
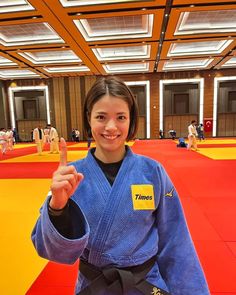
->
xmin=77 ymin=256 xmax=170 ymax=295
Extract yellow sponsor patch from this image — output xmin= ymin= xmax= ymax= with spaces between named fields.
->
xmin=131 ymin=184 xmax=155 ymax=210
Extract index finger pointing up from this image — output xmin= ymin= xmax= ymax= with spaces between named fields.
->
xmin=59 ymin=137 xmax=67 ymax=166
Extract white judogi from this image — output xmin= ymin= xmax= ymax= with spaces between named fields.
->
xmin=33 ymin=128 xmax=44 ymax=155
xmin=43 ymin=128 xmax=50 ymax=144
xmin=49 ymin=127 xmax=59 ymax=153
xmin=6 ymin=129 xmax=14 ymax=151
xmin=187 ymin=123 xmax=198 ymax=150
xmin=0 ymin=130 xmax=7 ymax=154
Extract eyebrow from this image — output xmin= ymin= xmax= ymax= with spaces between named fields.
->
xmin=94 ymin=111 xmax=128 ymax=115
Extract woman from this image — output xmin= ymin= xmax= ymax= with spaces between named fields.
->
xmin=32 ymin=77 xmax=209 ymax=295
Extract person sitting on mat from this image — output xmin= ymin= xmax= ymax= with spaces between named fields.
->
xmin=168 ymin=129 xmax=176 ymax=140
xmin=177 ymin=137 xmax=187 ymax=148
xmin=31 ymin=76 xmax=210 ymax=295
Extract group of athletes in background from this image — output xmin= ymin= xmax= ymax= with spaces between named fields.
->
xmin=32 ymin=124 xmax=61 ymax=155
xmin=1 ymin=120 xmax=204 ymax=156
xmin=33 ymin=126 xmax=82 ymax=156
xmin=0 ymin=124 xmax=61 ymax=156
xmin=0 ymin=124 xmax=84 ymax=156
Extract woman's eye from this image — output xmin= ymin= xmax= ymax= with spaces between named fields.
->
xmin=96 ymin=115 xmax=105 ymax=120
xmin=118 ymin=115 xmax=126 ymax=120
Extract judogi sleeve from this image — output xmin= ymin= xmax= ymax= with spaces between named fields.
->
xmin=155 ymin=164 xmax=210 ymax=294
xmin=31 ymin=196 xmax=90 ymax=264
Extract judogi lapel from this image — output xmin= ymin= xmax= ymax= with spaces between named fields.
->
xmin=77 ymin=148 xmax=134 ymax=266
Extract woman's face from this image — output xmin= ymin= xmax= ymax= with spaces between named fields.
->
xmin=89 ymin=94 xmax=130 ymax=162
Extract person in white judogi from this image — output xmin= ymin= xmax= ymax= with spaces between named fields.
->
xmin=33 ymin=125 xmax=44 ymax=155
xmin=47 ymin=124 xmax=59 ymax=154
xmin=0 ymin=128 xmax=7 ymax=155
xmin=43 ymin=126 xmax=50 ymax=145
xmin=6 ymin=128 xmax=14 ymax=151
xmin=187 ymin=120 xmax=198 ymax=151
xmin=75 ymin=129 xmax=80 ymax=142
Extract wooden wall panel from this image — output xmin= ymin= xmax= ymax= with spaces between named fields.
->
xmin=69 ymin=77 xmax=83 ymax=138
xmin=85 ymin=76 xmax=96 ymax=95
xmin=136 ymin=116 xmax=146 ymax=139
xmin=217 ymin=113 xmax=236 ymax=136
xmin=203 ymin=73 xmax=214 ymax=119
xmin=226 ymin=114 xmax=236 ymax=136
xmin=217 ymin=114 xmax=225 ymax=136
xmin=52 ymin=77 xmax=67 ymax=139
xmin=150 ymin=78 xmax=159 ymax=139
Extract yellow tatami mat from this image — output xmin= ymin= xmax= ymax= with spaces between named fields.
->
xmin=0 ymin=179 xmax=51 ymax=295
xmin=179 ymin=138 xmax=236 ymax=145
xmin=197 ymin=139 xmax=236 ymax=145
xmin=2 ymin=150 xmax=88 ymax=163
xmin=197 ymin=147 xmax=236 ymax=160
xmin=69 ymin=142 xmax=96 ymax=148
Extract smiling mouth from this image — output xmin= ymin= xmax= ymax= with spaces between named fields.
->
xmin=102 ymin=134 xmax=120 ymax=140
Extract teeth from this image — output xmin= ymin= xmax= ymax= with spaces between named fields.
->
xmin=103 ymin=135 xmax=118 ymax=140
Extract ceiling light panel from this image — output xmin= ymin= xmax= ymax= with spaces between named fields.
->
xmin=175 ymin=10 xmax=236 ymax=35
xmin=43 ymin=66 xmax=90 ymax=73
xmin=92 ymin=45 xmax=151 ymax=61
xmin=74 ymin=14 xmax=153 ymax=41
xmin=221 ymin=56 xmax=236 ymax=68
xmin=0 ymin=56 xmax=17 ymax=66
xmin=59 ymin=0 xmax=147 ymax=6
xmin=167 ymin=40 xmax=233 ymax=57
xmin=0 ymin=68 xmax=40 ymax=79
xmin=0 ymin=0 xmax=34 ymax=13
xmin=103 ymin=62 xmax=150 ymax=73
xmin=162 ymin=58 xmax=214 ymax=71
xmin=0 ymin=23 xmax=64 ymax=47
xmin=18 ymin=50 xmax=81 ymax=64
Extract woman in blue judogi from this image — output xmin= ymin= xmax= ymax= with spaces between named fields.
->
xmin=31 ymin=77 xmax=210 ymax=295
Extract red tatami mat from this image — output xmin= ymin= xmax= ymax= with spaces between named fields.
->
xmin=26 ymin=261 xmax=79 ymax=295
xmin=131 ymin=140 xmax=236 ymax=294
xmin=179 ymin=197 xmax=221 ymax=241
xmin=226 ymin=242 xmax=236 ymax=258
xmin=0 ymin=162 xmax=58 ymax=178
xmin=0 ymin=145 xmax=37 ymax=160
xmin=195 ymin=240 xmax=236 ymax=293
xmin=205 ymin=212 xmax=236 ymax=241
xmin=25 ymin=139 xmax=236 ymax=294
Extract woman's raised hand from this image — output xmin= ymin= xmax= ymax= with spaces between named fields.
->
xmin=49 ymin=138 xmax=84 ymax=209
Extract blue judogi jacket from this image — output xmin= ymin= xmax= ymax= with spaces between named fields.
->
xmin=32 ymin=147 xmax=210 ymax=295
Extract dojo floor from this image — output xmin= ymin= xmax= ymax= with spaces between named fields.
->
xmin=0 ymin=139 xmax=235 ymax=295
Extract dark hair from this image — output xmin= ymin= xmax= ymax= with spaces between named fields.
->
xmin=191 ymin=120 xmax=196 ymax=124
xmin=83 ymin=76 xmax=139 ymax=141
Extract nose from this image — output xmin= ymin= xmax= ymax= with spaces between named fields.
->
xmin=105 ymin=119 xmax=117 ymax=131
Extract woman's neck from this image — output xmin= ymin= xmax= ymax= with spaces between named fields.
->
xmin=94 ymin=146 xmax=126 ymax=163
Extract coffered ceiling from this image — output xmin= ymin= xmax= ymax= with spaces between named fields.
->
xmin=0 ymin=0 xmax=236 ymax=79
